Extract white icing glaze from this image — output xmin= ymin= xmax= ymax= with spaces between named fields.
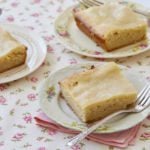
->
xmin=0 ymin=28 xmax=20 ymax=57
xmin=76 ymin=2 xmax=147 ymax=36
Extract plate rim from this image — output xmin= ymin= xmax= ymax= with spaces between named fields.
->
xmin=54 ymin=4 xmax=150 ymax=59
xmin=0 ymin=23 xmax=47 ymax=84
xmin=39 ymin=62 xmax=150 ymax=134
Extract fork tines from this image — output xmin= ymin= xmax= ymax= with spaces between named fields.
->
xmin=137 ymin=84 xmax=150 ymax=106
xmin=78 ymin=0 xmax=103 ymax=7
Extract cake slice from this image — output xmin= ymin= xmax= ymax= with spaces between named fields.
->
xmin=60 ymin=62 xmax=137 ymax=123
xmin=0 ymin=28 xmax=27 ymax=73
xmin=74 ymin=2 xmax=148 ymax=51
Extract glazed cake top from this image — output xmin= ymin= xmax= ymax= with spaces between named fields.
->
xmin=60 ymin=62 xmax=137 ymax=108
xmin=75 ymin=2 xmax=147 ymax=37
xmin=0 ymin=28 xmax=22 ymax=57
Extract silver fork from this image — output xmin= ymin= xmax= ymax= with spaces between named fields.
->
xmin=66 ymin=84 xmax=150 ymax=147
xmin=78 ymin=0 xmax=150 ymax=18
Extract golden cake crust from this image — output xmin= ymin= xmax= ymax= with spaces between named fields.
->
xmin=0 ymin=29 xmax=27 ymax=73
xmin=74 ymin=16 xmax=107 ymax=50
xmin=0 ymin=45 xmax=27 ymax=73
xmin=74 ymin=16 xmax=147 ymax=51
xmin=60 ymin=62 xmax=137 ymax=122
xmin=74 ymin=4 xmax=148 ymax=51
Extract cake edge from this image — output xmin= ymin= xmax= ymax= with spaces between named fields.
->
xmin=59 ymin=63 xmax=138 ymax=123
xmin=74 ymin=13 xmax=147 ymax=52
xmin=0 ymin=45 xmax=27 ymax=73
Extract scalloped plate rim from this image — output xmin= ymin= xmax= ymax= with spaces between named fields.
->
xmin=39 ymin=62 xmax=150 ymax=134
xmin=0 ymin=23 xmax=47 ymax=84
xmin=54 ymin=4 xmax=150 ymax=59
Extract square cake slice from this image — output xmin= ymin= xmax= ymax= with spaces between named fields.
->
xmin=60 ymin=62 xmax=137 ymax=123
xmin=74 ymin=2 xmax=148 ymax=51
xmin=0 ymin=28 xmax=27 ymax=73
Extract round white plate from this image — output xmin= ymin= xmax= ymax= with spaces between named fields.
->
xmin=0 ymin=23 xmax=47 ymax=84
xmin=55 ymin=4 xmax=150 ymax=59
xmin=39 ymin=62 xmax=150 ymax=134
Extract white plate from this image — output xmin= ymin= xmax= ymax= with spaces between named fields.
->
xmin=39 ymin=62 xmax=150 ymax=134
xmin=55 ymin=4 xmax=150 ymax=59
xmin=0 ymin=23 xmax=47 ymax=84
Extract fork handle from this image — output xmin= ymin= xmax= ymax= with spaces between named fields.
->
xmin=66 ymin=109 xmax=130 ymax=147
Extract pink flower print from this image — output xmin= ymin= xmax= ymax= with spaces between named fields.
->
xmin=31 ymin=13 xmax=40 ymax=17
xmin=30 ymin=77 xmax=38 ymax=83
xmin=7 ymin=16 xmax=14 ymax=22
xmin=69 ymin=58 xmax=77 ymax=64
xmin=12 ymin=133 xmax=25 ymax=141
xmin=32 ymin=0 xmax=41 ymax=4
xmin=58 ymin=30 xmax=69 ymax=37
xmin=27 ymin=93 xmax=37 ymax=101
xmin=71 ymin=145 xmax=81 ymax=150
xmin=95 ymin=51 xmax=102 ymax=55
xmin=38 ymin=147 xmax=46 ymax=150
xmin=23 ymin=114 xmax=32 ymax=123
xmin=139 ymin=43 xmax=148 ymax=48
xmin=47 ymin=45 xmax=54 ymax=53
xmin=141 ymin=132 xmax=150 ymax=138
xmin=0 ymin=96 xmax=6 ymax=105
xmin=48 ymin=129 xmax=57 ymax=136
xmin=43 ymin=36 xmax=54 ymax=42
xmin=0 ymin=141 xmax=4 ymax=147
xmin=0 ymin=84 xmax=7 ymax=91
xmin=11 ymin=2 xmax=19 ymax=7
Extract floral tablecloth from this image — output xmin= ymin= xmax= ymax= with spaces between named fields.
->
xmin=0 ymin=0 xmax=150 ymax=150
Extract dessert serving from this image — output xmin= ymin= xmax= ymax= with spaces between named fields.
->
xmin=60 ymin=62 xmax=137 ymax=123
xmin=74 ymin=2 xmax=148 ymax=51
xmin=0 ymin=27 xmax=27 ymax=73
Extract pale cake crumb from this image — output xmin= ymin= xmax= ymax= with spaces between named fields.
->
xmin=60 ymin=62 xmax=137 ymax=123
xmin=0 ymin=28 xmax=27 ymax=73
xmin=74 ymin=2 xmax=148 ymax=51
